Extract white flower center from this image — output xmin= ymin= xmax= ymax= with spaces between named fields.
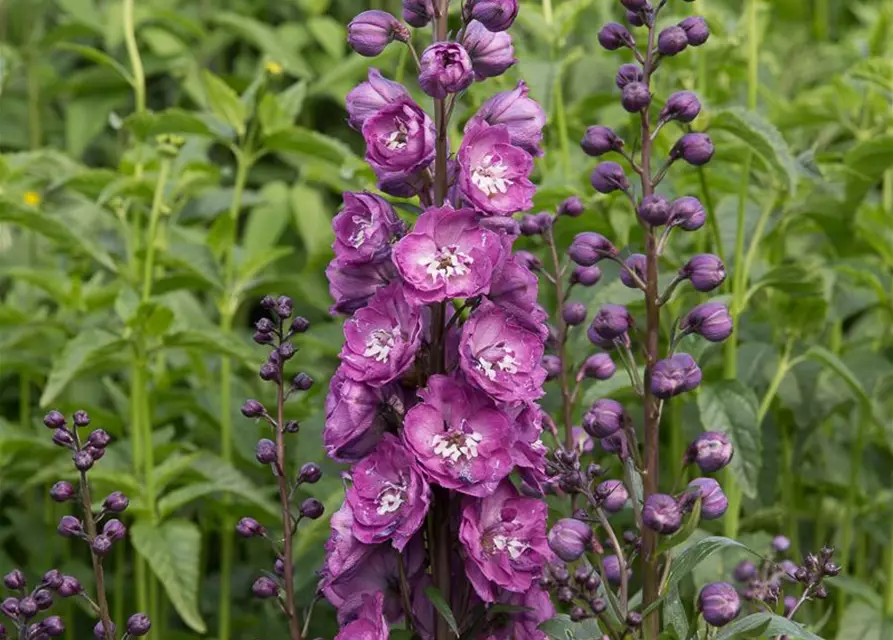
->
xmin=491 ymin=534 xmax=528 ymax=560
xmin=349 ymin=214 xmax=373 ymax=248
xmin=364 ymin=327 xmax=400 ymax=363
xmin=476 ymin=345 xmax=518 ymax=381
xmin=384 ymin=121 xmax=408 ymax=150
xmin=431 ymin=428 xmax=483 ymax=463
xmin=471 ymin=154 xmax=513 ymax=197
xmin=421 ymin=244 xmax=473 ymax=283
xmin=376 ymin=481 xmax=406 ymax=515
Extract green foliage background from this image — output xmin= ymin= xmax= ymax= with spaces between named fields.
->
xmin=0 ymin=0 xmax=891 ymax=638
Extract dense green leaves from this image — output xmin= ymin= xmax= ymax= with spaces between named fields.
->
xmin=713 ymin=613 xmax=823 ymax=640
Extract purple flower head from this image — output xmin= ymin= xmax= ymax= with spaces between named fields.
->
xmin=682 ymin=302 xmax=733 ymax=342
xmin=346 ymin=434 xmax=430 ymax=550
xmin=669 ymin=196 xmax=706 ymax=230
xmin=598 ymin=23 xmax=635 ymax=50
xmin=661 ymin=91 xmax=701 ymax=123
xmin=772 ymin=535 xmax=791 ymax=553
xmin=324 ymin=370 xmax=406 ymax=462
xmin=562 ymin=302 xmax=587 ymax=326
xmin=591 ymin=304 xmax=632 ymax=340
xmin=339 ymin=284 xmax=422 ymax=385
xmin=582 ymin=398 xmax=626 ymax=438
xmin=680 ymin=16 xmax=709 ymax=46
xmin=680 ymin=254 xmax=726 ymax=292
xmin=333 ymin=192 xmax=405 ymax=265
xmin=591 ymin=162 xmax=630 ymax=194
xmin=698 ymin=582 xmax=740 ymax=627
xmin=686 ymin=431 xmax=734 ymax=473
xmin=460 ymin=301 xmax=546 ymax=403
xmin=458 ymin=122 xmax=535 ymax=215
xmin=548 ymin=518 xmax=592 ymax=562
xmin=464 ymin=20 xmax=516 ymax=80
xmin=486 ymin=253 xmax=548 ymax=338
xmin=403 ymin=375 xmax=514 ymax=496
xmin=362 ymin=100 xmax=435 ymax=178
xmin=402 ymin=0 xmax=434 ymax=27
xmin=734 ymin=560 xmax=757 ymax=582
xmin=596 ymin=479 xmax=629 ymax=513
xmin=392 ymin=206 xmax=505 ymax=303
xmin=348 ymin=10 xmax=409 ymax=57
xmin=126 ymin=614 xmax=151 ymax=637
xmin=327 ymin=256 xmax=399 ymax=316
xmin=558 ymin=196 xmax=585 ymax=217
xmin=569 ymin=232 xmax=617 ymax=266
xmin=600 ymin=431 xmax=631 ymax=461
xmin=603 ymin=555 xmax=625 ymax=586
xmin=638 ymin=194 xmax=671 ymax=226
xmin=485 ymin=585 xmax=555 ymax=640
xmin=651 ymin=353 xmax=702 ymax=399
xmin=643 ymin=493 xmax=683 ymax=534
xmin=419 ymin=42 xmax=474 ymax=99
xmin=615 ymin=63 xmax=643 ymax=89
xmin=626 ymin=8 xmax=648 ymax=27
xmin=658 ymin=25 xmax=688 ymax=56
xmin=688 ymin=477 xmax=728 ymax=520
xmin=671 ymin=132 xmax=715 ymax=166
xmin=621 ymin=82 xmax=651 ymax=112
xmin=466 ymin=0 xmax=519 ymax=32
xmin=621 ymin=0 xmax=648 ymax=10
xmin=321 ymin=502 xmax=375 ymax=588
xmin=335 ymin=592 xmax=388 ymax=640
xmin=465 ymin=82 xmax=546 ymax=157
xmin=583 ymin=353 xmax=616 ymax=380
xmin=581 ymin=126 xmax=623 ymax=157
xmin=620 ymin=253 xmax=646 ymax=289
xmin=459 ymin=480 xmax=552 ymax=602
xmin=570 ymin=266 xmax=602 ymax=287
xmin=345 ymin=69 xmax=411 ymax=131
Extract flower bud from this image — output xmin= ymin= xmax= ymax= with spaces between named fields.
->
xmin=590 ymin=162 xmax=630 ymax=194
xmin=256 ymin=439 xmax=277 ymax=465
xmin=259 ymin=362 xmax=279 ymax=382
xmin=93 ymin=621 xmax=115 ymax=638
xmin=620 ymin=0 xmax=648 ymax=10
xmin=627 ymin=612 xmax=643 ymax=627
xmin=42 ymin=571 xmax=63 ymax=591
xmin=661 ymin=91 xmax=701 ymax=123
xmin=48 ymin=481 xmax=74 ymax=502
xmin=733 ymin=560 xmax=757 ymax=582
xmin=103 ymin=519 xmax=127 ymax=542
xmin=126 ymin=614 xmax=152 ymax=636
xmin=688 ymin=477 xmax=728 ymax=519
xmin=253 ymin=330 xmax=274 ymax=345
xmin=260 ymin=295 xmax=276 ymax=310
xmin=598 ymin=23 xmax=634 ymax=50
xmin=682 ymin=302 xmax=733 ymax=343
xmin=581 ymin=126 xmax=623 ymax=157
xmin=300 ymin=498 xmax=325 ymax=519
xmin=603 ymin=555 xmax=624 ymax=586
xmin=571 ymin=607 xmax=588 ymax=622
xmin=669 ymin=196 xmax=706 ymax=230
xmin=43 ymin=411 xmax=65 ymax=429
xmin=535 ymin=211 xmax=555 ymax=232
xmin=251 ymin=577 xmax=280 ymax=599
xmin=562 ymin=303 xmax=587 ymax=326
xmin=783 ymin=595 xmax=797 ymax=616
xmin=621 ymin=82 xmax=651 ymax=112
xmin=620 ymin=253 xmax=646 ymax=288
xmin=548 ymin=518 xmax=592 ymax=562
xmin=615 ymin=63 xmax=643 ymax=89
xmin=658 ymin=26 xmax=688 ymax=56
xmin=466 ymin=0 xmax=519 ymax=31
xmin=278 ymin=343 xmax=296 ymax=361
xmin=347 ymin=10 xmax=408 ymax=57
xmin=298 ymin=462 xmax=322 ymax=484
xmin=57 ymin=576 xmax=82 ymax=598
xmin=637 ymin=194 xmax=671 ymax=226
xmin=419 ymin=42 xmax=474 ymax=99
xmin=101 ymin=491 xmax=129 ymax=513
xmin=590 ymin=597 xmax=607 ymax=613
xmin=591 ymin=304 xmax=632 ymax=340
xmin=643 ymin=493 xmax=683 ymax=534
xmin=240 ymin=400 xmax=265 ymax=418
xmin=73 ymin=410 xmax=90 ymax=427
xmin=87 ymin=429 xmax=110 ymax=449
xmin=17 ymin=597 xmax=36 ymax=619
xmin=823 ymin=563 xmax=840 ymax=577
xmin=0 ymin=598 xmax=18 ymax=619
xmin=772 ymin=535 xmax=791 ymax=553
xmin=626 ymin=9 xmax=646 ymax=26
xmin=57 ymin=516 xmax=82 ymax=538
xmin=651 ymin=353 xmax=702 ymax=399
xmin=596 ymin=480 xmax=629 ymax=513
xmin=86 ymin=445 xmax=105 ymax=462
xmin=680 ymin=254 xmax=726 ymax=292
xmin=292 ymin=372 xmax=314 ymax=391
xmin=516 ymin=251 xmax=541 ymax=271
xmin=402 ymin=0 xmax=433 ymax=27
xmin=479 ymin=216 xmax=520 ymax=236
xmin=570 ymin=266 xmax=602 ymax=287
xmin=680 ymin=16 xmax=709 ymax=46
xmin=291 ymin=316 xmax=310 ymax=334
xmin=256 ymin=317 xmax=275 ymax=333
xmin=569 ymin=232 xmax=617 ymax=266
xmin=698 ymin=582 xmax=740 ymax=627
xmin=557 ymin=586 xmax=574 ymax=604
xmin=41 ymin=615 xmax=63 ymax=636
xmin=464 ymin=20 xmax=516 ymax=80
xmin=583 ymin=353 xmax=616 ymax=380
xmin=52 ymin=429 xmax=74 ymax=448
xmin=236 ymin=517 xmax=266 ymax=538
xmin=542 ymin=355 xmax=562 ymax=381
xmin=671 ymin=132 xmax=715 ymax=166
xmin=519 ymin=214 xmax=542 ymax=236
xmin=559 ymin=196 xmax=585 ymax=217
xmin=73 ymin=450 xmax=94 ymax=472
xmin=2 ymin=571 xmax=24 ymax=591
xmin=275 ymin=295 xmax=293 ymax=319
xmin=582 ymin=398 xmax=625 ymax=438
xmin=91 ymin=534 xmax=113 ymax=557
xmin=686 ymin=431 xmax=733 ymax=472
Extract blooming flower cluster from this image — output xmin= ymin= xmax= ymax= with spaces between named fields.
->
xmin=323 ymin=1 xmax=556 ymax=637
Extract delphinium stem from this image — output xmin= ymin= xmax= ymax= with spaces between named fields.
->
xmin=544 ymin=227 xmax=575 ymax=450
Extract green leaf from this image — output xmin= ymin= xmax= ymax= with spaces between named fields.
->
xmin=424 ymin=586 xmax=460 ymax=637
xmin=658 ymin=498 xmax=702 ymax=555
xmin=307 ymin=16 xmax=345 ymax=59
xmin=746 ymin=264 xmax=827 ymax=303
xmin=836 ymin=602 xmax=886 ymax=640
xmin=125 ymin=109 xmax=224 ymax=140
xmin=714 ymin=613 xmax=822 ymax=640
xmin=290 ymin=183 xmax=334 ymax=268
xmin=539 ymin=613 xmax=604 ymax=639
xmin=161 ymin=328 xmax=257 ymax=370
xmin=665 ymin=536 xmax=757 ymax=591
xmin=697 ymin=381 xmax=762 ymax=498
xmin=55 ymin=42 xmax=134 ymax=85
xmin=243 ymin=182 xmax=291 ymax=258
xmin=211 ymin=13 xmax=314 ymax=78
xmin=263 ymin=127 xmax=357 ymax=166
xmin=801 ymin=346 xmax=871 ymax=405
xmin=844 ymin=135 xmax=893 ymax=203
xmin=662 ymin=590 xmax=690 ymax=640
xmin=201 ymin=70 xmax=247 ymax=137
xmin=40 ymin=329 xmax=128 ymax=406
xmin=131 ymin=519 xmax=207 ymax=633
xmin=709 ymin=108 xmax=799 ymax=193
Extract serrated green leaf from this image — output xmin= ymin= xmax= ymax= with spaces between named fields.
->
xmin=201 ymin=70 xmax=247 ymax=136
xmin=424 ymin=586 xmax=460 ymax=637
xmin=40 ymin=329 xmax=129 ymax=406
xmin=539 ymin=613 xmax=604 ymax=639
xmin=665 ymin=537 xmax=757 ymax=592
xmin=290 ymin=183 xmax=333 ymax=268
xmin=263 ymin=127 xmax=357 ymax=166
xmin=211 ymin=13 xmax=314 ymax=78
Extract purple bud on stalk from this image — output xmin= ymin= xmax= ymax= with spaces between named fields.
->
xmin=581 ymin=126 xmax=623 ymax=157
xmin=569 ymin=232 xmax=617 ymax=265
xmin=255 ymin=439 xmax=277 ymax=465
xmin=285 ymin=420 xmax=299 ymax=433
xmin=562 ymin=303 xmax=588 ymax=326
xmin=643 ymin=493 xmax=683 ymax=534
xmin=686 ymin=431 xmax=734 ymax=472
xmin=661 ymin=91 xmax=701 ymax=123
xmin=41 ymin=615 xmax=64 ymax=636
xmin=73 ymin=410 xmax=90 ymax=427
xmin=402 ymin=0 xmax=433 ymax=27
xmin=542 ymin=355 xmax=562 ymax=381
xmin=103 ymin=519 xmax=127 ymax=542
xmin=734 ymin=560 xmax=757 ymax=582
xmin=598 ymin=23 xmax=635 ymax=50
xmin=251 ymin=577 xmax=280 ymax=599
xmin=596 ymin=480 xmax=629 ymax=513
xmin=669 ymin=196 xmax=706 ymax=230
xmin=615 ymin=64 xmax=643 ymax=89
xmin=651 ymin=354 xmax=702 ymax=399
xmin=571 ymin=266 xmax=602 ymax=287
xmin=626 ymin=9 xmax=646 ymax=26
xmin=253 ymin=330 xmax=274 ymax=345
xmin=126 ymin=614 xmax=152 ymax=636
xmin=583 ymin=353 xmax=616 ymax=380
xmin=466 ymin=0 xmax=519 ymax=32
xmin=464 ymin=20 xmax=516 ymax=80
xmin=42 ymin=571 xmax=63 ymax=590
xmin=73 ymin=450 xmax=94 ymax=472
xmin=292 ymin=372 xmax=314 ymax=391
xmin=772 ymin=535 xmax=791 ymax=553
xmin=300 ymin=498 xmax=325 ymax=520
xmin=278 ymin=343 xmax=296 ymax=361
xmin=418 ymin=42 xmax=474 ymax=99
xmin=582 ymin=399 xmax=626 ymax=438
xmin=49 ymin=482 xmax=75 ymax=504
xmin=621 ymin=82 xmax=651 ymax=112
xmin=688 ymin=477 xmax=729 ymax=519
xmin=240 ymin=400 xmax=265 ymax=418
xmin=637 ymin=194 xmax=672 ymax=226
xmin=16 ymin=598 xmax=36 ymax=620
xmin=516 ymin=251 xmax=542 ymax=271
xmin=590 ymin=162 xmax=630 ymax=194
xmin=57 ymin=576 xmax=82 ymax=598
xmin=236 ymin=517 xmax=266 ymax=538
xmin=680 ymin=254 xmax=726 ymax=292
xmin=103 ymin=491 xmax=129 ymax=513
xmin=291 ymin=316 xmax=310 ymax=333
xmin=256 ymin=317 xmax=274 ymax=333
xmin=548 ymin=518 xmax=593 ymax=562
xmin=680 ymin=16 xmax=710 ymax=46
xmin=671 ymin=133 xmax=715 ymax=166
xmin=620 ymin=0 xmax=648 ymax=10
xmin=591 ymin=304 xmax=632 ymax=340
xmin=347 ymin=11 xmax=409 ymax=57
xmin=783 ymin=595 xmax=797 ymax=616
xmin=260 ymin=295 xmax=276 ymax=310
xmin=87 ymin=429 xmax=110 ymax=449
xmin=275 ymin=295 xmax=293 ymax=319
xmin=559 ymin=196 xmax=585 ymax=217
xmin=535 ymin=211 xmax=554 ymax=231
xmin=0 ymin=598 xmax=17 ymax=619
xmin=43 ymin=411 xmax=65 ymax=429
xmin=52 ymin=429 xmax=74 ymax=448
xmin=86 ymin=445 xmax=105 ymax=461
xmin=298 ymin=462 xmax=322 ymax=484
xmin=274 ymin=557 xmax=285 ymax=576
xmin=698 ymin=582 xmax=741 ymax=627
xmin=2 ymin=571 xmax=24 ymax=591
xmin=93 ymin=622 xmax=115 ymax=638
xmin=603 ymin=555 xmax=624 ymax=586
xmin=91 ymin=535 xmax=113 ymax=557
xmin=658 ymin=26 xmax=688 ymax=56
xmin=57 ymin=516 xmax=82 ymax=538
xmin=33 ymin=590 xmax=52 ymax=611
xmin=682 ymin=302 xmax=733 ymax=342
xmin=620 ymin=254 xmax=646 ymax=289
xmin=259 ymin=363 xmax=279 ymax=382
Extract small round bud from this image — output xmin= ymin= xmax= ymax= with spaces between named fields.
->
xmin=620 ymin=0 xmax=648 ymax=10
xmin=0 ymin=598 xmax=18 ymax=619
xmin=582 ymin=398 xmax=625 ymax=438
xmin=682 ymin=303 xmax=733 ymax=343
xmin=680 ymin=254 xmax=726 ymax=292
xmin=590 ymin=162 xmax=630 ymax=194
xmin=255 ymin=439 xmax=277 ymax=465
xmin=542 ymin=355 xmax=562 ymax=381
xmin=466 ymin=0 xmax=519 ymax=32
xmin=515 ymin=250 xmax=542 ymax=271
xmin=686 ymin=431 xmax=734 ymax=472
xmin=548 ymin=518 xmax=592 ymax=562
xmin=571 ymin=606 xmax=588 ymax=622
xmin=519 ymin=214 xmax=542 ymax=236
xmin=251 ymin=577 xmax=280 ymax=599
xmin=783 ymin=595 xmax=798 ymax=616
xmin=52 ymin=429 xmax=74 ymax=448
xmin=562 ymin=302 xmax=587 ymax=326
xmin=49 ymin=481 xmax=75 ymax=504
xmin=661 ymin=91 xmax=701 ymax=123
xmin=569 ymin=233 xmax=616 ymax=267
xmin=284 ymin=420 xmax=300 ymax=433
xmin=643 ymin=493 xmax=683 ymax=534
xmin=103 ymin=519 xmax=127 ymax=542
xmin=87 ymin=429 xmax=110 ymax=449
xmin=291 ymin=316 xmax=310 ymax=333
xmin=657 ymin=25 xmax=688 ymax=56
xmin=688 ymin=477 xmax=728 ymax=519
xmin=43 ymin=411 xmax=66 ymax=429
xmin=2 ymin=571 xmax=24 ymax=591
xmin=418 ymin=42 xmax=475 ymax=99
xmin=102 ymin=491 xmax=129 ymax=513
xmin=86 ymin=445 xmax=105 ymax=461
xmin=126 ymin=613 xmax=152 ymax=636
xmin=583 ymin=354 xmax=616 ymax=380
xmin=603 ymin=555 xmax=624 ymax=586
xmin=626 ymin=9 xmax=646 ymax=26
xmin=41 ymin=615 xmax=64 ymax=636
xmin=557 ymin=586 xmax=575 ymax=604
xmin=621 ymin=82 xmax=651 ymax=112
xmin=292 ymin=373 xmax=314 ymax=391
xmin=73 ymin=450 xmax=94 ymax=472
xmin=57 ymin=516 xmax=82 ymax=538
xmin=669 ymin=196 xmax=706 ymax=230
xmin=772 ymin=535 xmax=791 ymax=553
xmin=550 ymin=562 xmax=570 ymax=584
xmin=236 ymin=517 xmax=266 ymax=538
xmin=41 ymin=571 xmax=63 ymax=591
xmin=814 ymin=585 xmax=828 ymax=599
xmin=680 ymin=16 xmax=709 ymax=46
xmin=598 ymin=22 xmax=634 ymax=50
xmin=615 ymin=63 xmax=643 ymax=89
xmin=73 ymin=410 xmax=90 ymax=427
xmin=278 ymin=343 xmax=296 ymax=361
xmin=590 ymin=597 xmax=607 ymax=614
xmin=240 ymin=400 xmax=265 ymax=418
xmin=591 ymin=304 xmax=631 ymax=340
xmin=581 ymin=126 xmax=623 ymax=157
xmin=620 ymin=254 xmax=646 ymax=289
xmin=570 ymin=266 xmax=602 ymax=287
xmin=698 ymin=582 xmax=741 ymax=627
xmin=93 ymin=621 xmax=115 ymax=638
xmin=596 ymin=480 xmax=629 ymax=513
xmin=671 ymin=133 xmax=715 ymax=166
xmin=733 ymin=560 xmax=757 ymax=582
xmin=558 ymin=196 xmax=585 ymax=218
xmin=259 ymin=363 xmax=279 ymax=382
xmin=347 ymin=10 xmax=408 ymax=57
xmin=57 ymin=576 xmax=82 ymax=598
xmin=256 ymin=317 xmax=275 ymax=333
xmin=585 ymin=572 xmax=602 ymax=592
xmin=300 ymin=498 xmax=325 ymax=519
xmin=637 ymin=194 xmax=671 ymax=226
xmin=91 ymin=534 xmax=113 ymax=557
xmin=274 ymin=557 xmax=286 ymax=576
xmin=626 ymin=612 xmax=642 ymax=627
xmin=651 ymin=354 xmax=702 ymax=399
xmin=298 ymin=462 xmax=323 ymax=484
xmin=17 ymin=597 xmax=37 ymax=619
xmin=253 ymin=330 xmax=274 ymax=345
xmin=260 ymin=295 xmax=276 ymax=310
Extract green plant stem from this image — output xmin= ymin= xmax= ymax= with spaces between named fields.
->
xmin=837 ymin=405 xmax=867 ymax=619
xmin=123 ymin=0 xmax=146 ymax=119
xmin=885 ymin=515 xmax=893 ymax=616
xmin=813 ymin=0 xmax=829 ymax=41
xmin=141 ymin=159 xmax=171 ymax=302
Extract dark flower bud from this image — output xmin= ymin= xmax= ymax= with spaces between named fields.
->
xmin=574 ymin=565 xmax=592 ymax=584
xmin=548 ymin=518 xmax=592 ymax=562
xmin=253 ymin=330 xmax=275 ymax=345
xmin=290 ymin=316 xmax=310 ymax=334
xmin=559 ymin=197 xmax=585 ymax=219
xmin=103 ymin=519 xmax=127 ymax=542
xmin=601 ymin=432 xmax=631 ymax=461
xmin=559 ymin=471 xmax=585 ymax=493
xmin=669 ymin=196 xmax=706 ymax=230
xmin=298 ymin=462 xmax=322 ymax=484
xmin=87 ymin=445 xmax=105 ymax=462
xmin=259 ymin=363 xmax=279 ymax=382
xmin=794 ymin=566 xmax=809 ymax=583
xmin=103 ymin=491 xmax=129 ymax=513
xmin=126 ymin=613 xmax=152 ymax=636
xmin=236 ymin=517 xmax=266 ymax=538
xmin=783 ymin=595 xmax=797 ymax=616
xmin=91 ymin=534 xmax=113 ymax=557
xmin=93 ymin=621 xmax=115 ymax=638
xmin=557 ymin=586 xmax=575 ymax=604
xmin=87 ymin=429 xmax=110 ymax=449
xmin=260 ymin=295 xmax=276 ymax=310
xmin=73 ymin=410 xmax=90 ymax=427
xmin=590 ymin=162 xmax=630 ymax=194
xmin=596 ymin=479 xmax=629 ymax=513
xmin=620 ymin=253 xmax=646 ymax=289
xmin=284 ymin=420 xmax=300 ymax=433
xmin=73 ymin=450 xmax=94 ymax=472
xmin=42 ymin=571 xmax=63 ymax=591
xmin=274 ymin=557 xmax=286 ymax=576
xmin=688 ymin=478 xmax=728 ymax=519
xmin=418 ymin=42 xmax=475 ymax=99
xmin=570 ymin=266 xmax=602 ymax=287
xmin=292 ymin=372 xmax=314 ymax=391
xmin=814 ymin=585 xmax=828 ymax=599
xmin=52 ymin=429 xmax=74 ymax=448
xmin=43 ymin=411 xmax=66 ymax=429
xmin=686 ymin=431 xmax=733 ymax=472
xmin=562 ymin=303 xmax=587 ymax=327
xmin=661 ymin=91 xmax=702 ymax=124
xmin=57 ymin=516 xmax=82 ymax=538
xmin=583 ymin=353 xmax=616 ymax=380
xmin=542 ymin=355 xmax=562 ymax=381
xmin=278 ymin=343 xmax=296 ymax=361
xmin=41 ymin=615 xmax=63 ymax=636
xmin=821 ymin=545 xmax=835 ymax=560
xmin=275 ymin=296 xmax=293 ymax=319
xmin=626 ymin=9 xmax=646 ymax=26
xmin=48 ymin=480 xmax=74 ymax=503
xmin=251 ymin=576 xmax=279 ymax=599
xmin=255 ymin=439 xmax=277 ymax=465
xmin=651 ymin=353 xmax=702 ymax=398
xmin=479 ymin=216 xmax=520 ymax=236
xmin=772 ymin=535 xmax=791 ymax=553
xmin=805 ymin=554 xmax=820 ymax=572
xmin=3 ymin=571 xmax=24 ymax=591
xmin=671 ymin=132 xmax=715 ymax=166
xmin=240 ymin=400 xmax=265 ymax=418
xmin=621 ymin=82 xmax=651 ymax=112
xmin=571 ymin=607 xmax=588 ymax=622
xmin=590 ymin=597 xmax=607 ymax=614
xmin=300 ymin=498 xmax=324 ymax=519
xmin=57 ymin=576 xmax=82 ymax=598
xmin=680 ymin=16 xmax=709 ymax=46
xmin=680 ymin=254 xmax=726 ymax=292
xmin=467 ymin=0 xmax=519 ymax=32
xmin=643 ymin=493 xmax=683 ymax=534
xmin=0 ymin=598 xmax=18 ymax=619
xmin=682 ymin=303 xmax=733 ymax=343
xmin=519 ymin=214 xmax=542 ymax=236
xmin=620 ymin=0 xmax=648 ymax=10
xmin=585 ymin=572 xmax=602 ymax=591
xmin=515 ymin=250 xmax=542 ymax=272
xmin=823 ymin=562 xmax=840 ymax=577
xmin=569 ymin=232 xmax=617 ymax=266
xmin=658 ymin=26 xmax=688 ymax=56
xmin=615 ymin=63 xmax=643 ymax=89
xmin=256 ymin=317 xmax=275 ymax=333
xmin=637 ymin=194 xmax=672 ymax=226
xmin=348 ymin=10 xmax=408 ymax=57
xmin=550 ymin=562 xmax=570 ymax=584
xmin=591 ymin=304 xmax=632 ymax=340
xmin=583 ymin=398 xmax=625 ymax=438
xmin=581 ymin=126 xmax=623 ymax=157
xmin=603 ymin=555 xmax=624 ymax=586
xmin=598 ymin=23 xmax=635 ymax=50
xmin=402 ymin=0 xmax=432 ymax=26
xmin=733 ymin=560 xmax=757 ymax=582
xmin=698 ymin=582 xmax=740 ymax=627
xmin=627 ymin=612 xmax=643 ymax=627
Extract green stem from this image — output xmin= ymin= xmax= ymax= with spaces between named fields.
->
xmin=837 ymin=405 xmax=867 ymax=622
xmin=553 ymin=74 xmax=571 ymax=179
xmin=141 ymin=159 xmax=171 ymax=302
xmin=885 ymin=515 xmax=893 ymax=616
xmin=813 ymin=0 xmax=829 ymax=41
xmin=123 ymin=0 xmax=146 ymax=118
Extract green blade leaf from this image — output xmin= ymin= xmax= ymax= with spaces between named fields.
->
xmin=539 ymin=613 xmax=604 ymax=639
xmin=424 ymin=586 xmax=460 ymax=637
xmin=211 ymin=12 xmax=314 ymax=78
xmin=713 ymin=613 xmax=823 ymax=640
xmin=801 ymin=346 xmax=871 ymax=405
xmin=40 ymin=329 xmax=129 ymax=407
xmin=200 ymin=70 xmax=247 ymax=137
xmin=55 ymin=42 xmax=134 ymax=85
xmin=262 ymin=127 xmax=359 ymax=166
xmin=665 ymin=536 xmax=758 ymax=592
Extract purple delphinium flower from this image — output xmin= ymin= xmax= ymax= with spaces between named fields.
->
xmin=391 ymin=205 xmax=505 ymax=303
xmin=686 ymin=431 xmax=734 ymax=473
xmin=698 ymin=582 xmax=740 ymax=626
xmin=339 ymin=284 xmax=422 ymax=385
xmin=465 ymin=82 xmax=546 ymax=157
xmin=680 ymin=254 xmax=726 ymax=292
xmin=651 ymin=353 xmax=702 ymax=398
xmin=332 ymin=191 xmax=405 ymax=265
xmin=466 ymin=0 xmax=519 ymax=32
xmin=486 ymin=585 xmax=555 ymax=640
xmin=464 ymin=20 xmax=516 ymax=80
xmin=459 ymin=300 xmax=546 ymax=403
xmin=459 ymin=479 xmax=552 ymax=602
xmin=362 ymin=100 xmax=435 ymax=178
xmin=548 ymin=518 xmax=592 ymax=562
xmin=345 ymin=68 xmax=412 ymax=131
xmin=327 ymin=257 xmax=398 ymax=315
xmin=347 ymin=10 xmax=409 ymax=57
xmin=403 ymin=375 xmax=514 ymax=496
xmin=688 ymin=477 xmax=729 ymax=520
xmin=458 ymin=122 xmax=535 ymax=215
xmin=681 ymin=302 xmax=733 ymax=343
xmin=486 ymin=253 xmax=549 ymax=339
xmin=419 ymin=42 xmax=475 ymax=99
xmin=346 ymin=436 xmax=430 ymax=551
xmin=321 ymin=502 xmax=375 ymax=585
xmin=334 ymin=592 xmax=388 ymax=640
